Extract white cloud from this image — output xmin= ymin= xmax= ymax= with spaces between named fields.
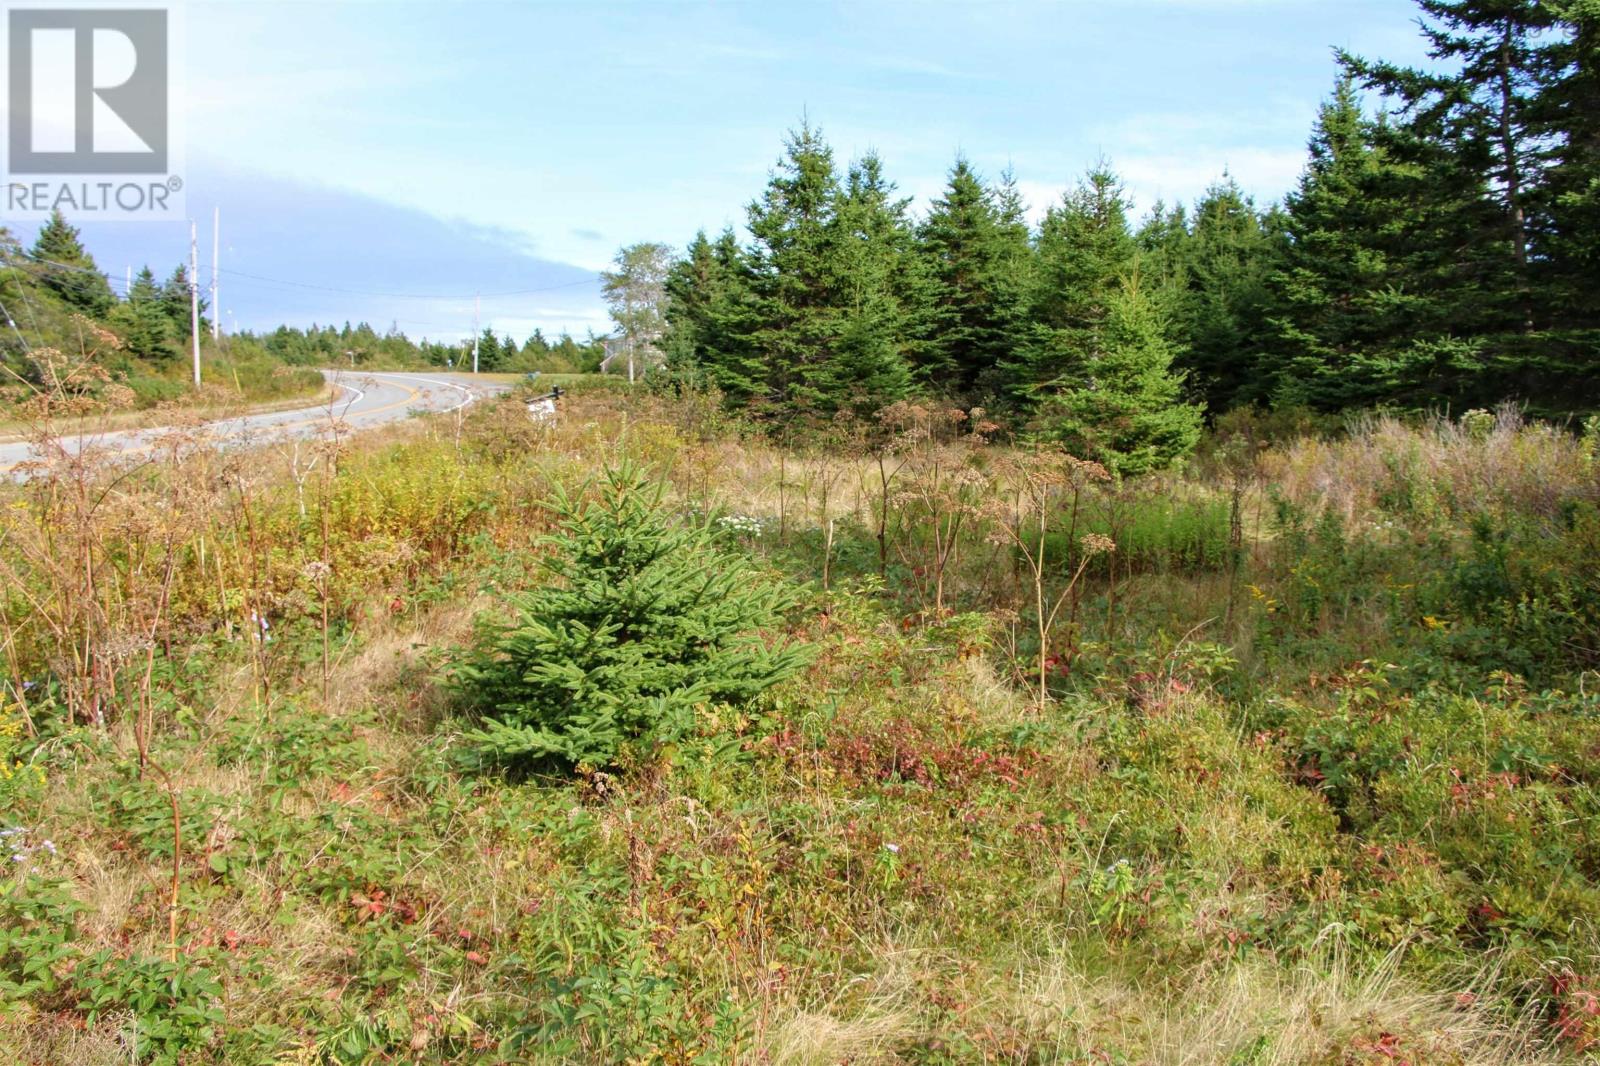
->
xmin=1117 ymin=146 xmax=1306 ymax=211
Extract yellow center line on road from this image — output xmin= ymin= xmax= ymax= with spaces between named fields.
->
xmin=252 ymin=380 xmax=423 ymax=435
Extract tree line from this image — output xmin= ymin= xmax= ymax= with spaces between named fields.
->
xmin=2 ymin=213 xmax=209 ymax=368
xmin=656 ymin=0 xmax=1600 ymax=473
xmin=251 ymin=323 xmax=606 ymax=374
xmin=0 ymin=212 xmax=608 ymax=379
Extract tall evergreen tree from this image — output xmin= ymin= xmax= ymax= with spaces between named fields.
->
xmin=820 ymin=152 xmax=922 ymax=415
xmin=1135 ymin=199 xmax=1190 ymax=308
xmin=1268 ymin=79 xmax=1448 ymax=409
xmin=1172 ymin=178 xmax=1282 ymax=411
xmin=29 ymin=211 xmax=114 ymax=315
xmin=1340 ymin=1 xmax=1598 ymax=403
xmin=475 ymin=328 xmax=503 ymax=371
xmin=918 ymin=158 xmax=1032 ymax=398
xmin=744 ymin=122 xmax=844 ymax=415
xmin=663 ymin=229 xmax=760 ymax=400
xmin=158 ymin=265 xmax=207 ymax=336
xmin=110 ymin=266 xmax=178 ymax=363
xmin=1004 ymin=165 xmax=1136 ymax=410
xmin=1347 ymin=1 xmax=1553 ymax=333
xmin=1034 ymin=271 xmax=1203 ymax=476
xmin=1535 ymin=2 xmax=1600 ymax=347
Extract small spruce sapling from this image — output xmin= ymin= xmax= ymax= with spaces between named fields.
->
xmin=452 ymin=462 xmax=811 ymax=768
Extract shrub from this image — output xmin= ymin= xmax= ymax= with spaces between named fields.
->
xmin=451 ymin=462 xmax=811 ymax=767
xmin=122 ymin=372 xmax=187 ymax=407
xmin=1263 ymin=682 xmax=1600 ymax=979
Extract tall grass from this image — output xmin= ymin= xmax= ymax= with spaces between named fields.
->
xmin=2 ymin=386 xmax=1599 ymax=1061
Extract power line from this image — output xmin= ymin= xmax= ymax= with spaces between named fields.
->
xmin=209 ymin=266 xmax=597 ymax=300
xmin=0 ymin=296 xmax=31 ymax=351
xmin=3 ymin=261 xmax=48 ymax=345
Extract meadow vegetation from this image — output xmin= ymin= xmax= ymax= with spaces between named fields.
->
xmin=1 ymin=378 xmax=1598 ymax=1064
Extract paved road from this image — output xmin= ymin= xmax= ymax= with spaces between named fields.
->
xmin=0 ymin=370 xmax=511 ymax=474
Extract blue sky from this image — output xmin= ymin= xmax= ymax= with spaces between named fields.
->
xmin=22 ymin=0 xmax=1432 ymax=343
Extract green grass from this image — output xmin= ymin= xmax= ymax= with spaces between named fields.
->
xmin=1036 ymin=492 xmax=1234 ymax=576
xmin=1 ymin=393 xmax=1597 ymax=1063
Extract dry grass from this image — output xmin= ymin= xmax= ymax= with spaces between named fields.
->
xmin=0 ymin=1013 xmax=127 ymax=1065
xmin=5 ymin=390 xmax=1597 ymax=1062
xmin=759 ymin=947 xmax=925 ymax=1065
xmin=756 ymin=940 xmax=1561 ymax=1064
xmin=1068 ymin=947 xmax=1556 ymax=1066
xmin=1266 ymin=406 xmax=1597 ymax=526
xmin=325 ymin=595 xmax=483 ymax=722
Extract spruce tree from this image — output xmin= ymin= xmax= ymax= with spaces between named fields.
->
xmin=1340 ymin=0 xmax=1597 ymax=404
xmin=663 ymin=229 xmax=764 ymax=402
xmin=745 ymin=122 xmax=843 ymax=415
xmin=1268 ymin=79 xmax=1436 ymax=409
xmin=820 ymin=152 xmax=921 ymax=416
xmin=918 ymin=158 xmax=1032 ymax=398
xmin=475 ymin=328 xmax=502 ymax=371
xmin=1034 ymin=271 xmax=1203 ymax=476
xmin=158 ymin=265 xmax=206 ymax=335
xmin=1135 ymin=200 xmax=1190 ymax=307
xmin=452 ymin=462 xmax=811 ymax=768
xmin=110 ymin=266 xmax=178 ymax=363
xmin=1347 ymin=1 xmax=1553 ymax=333
xmin=1004 ymin=165 xmax=1136 ymax=411
xmin=1173 ymin=178 xmax=1282 ymax=411
xmin=984 ymin=168 xmax=1038 ymax=403
xmin=1532 ymin=1 xmax=1600 ymax=396
xmin=29 ymin=211 xmax=114 ymax=315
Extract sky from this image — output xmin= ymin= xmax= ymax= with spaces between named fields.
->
xmin=13 ymin=0 xmax=1434 ymax=344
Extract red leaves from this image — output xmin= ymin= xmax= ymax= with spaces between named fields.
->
xmin=1552 ymin=971 xmax=1600 ymax=1051
xmin=1349 ymin=1031 xmax=1406 ymax=1061
xmin=350 ymin=890 xmax=387 ymax=922
xmin=349 ymin=887 xmax=421 ymax=924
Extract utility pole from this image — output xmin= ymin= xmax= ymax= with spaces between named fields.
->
xmin=188 ymin=221 xmax=201 ymax=388
xmin=211 ymin=206 xmax=220 ymax=340
xmin=125 ymin=265 xmax=130 ymax=294
xmin=472 ymin=292 xmax=480 ymax=373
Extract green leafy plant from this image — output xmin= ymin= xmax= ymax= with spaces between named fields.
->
xmin=76 ymin=951 xmax=225 ymax=1063
xmin=451 ymin=461 xmax=811 ymax=767
xmin=0 ymin=872 xmax=80 ymax=1006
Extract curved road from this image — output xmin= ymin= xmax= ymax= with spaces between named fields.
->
xmin=0 ymin=370 xmax=511 ymax=474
